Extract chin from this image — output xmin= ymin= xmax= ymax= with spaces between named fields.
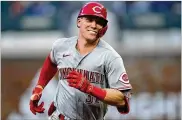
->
xmin=86 ymin=37 xmax=98 ymax=43
xmin=87 ymin=34 xmax=98 ymax=40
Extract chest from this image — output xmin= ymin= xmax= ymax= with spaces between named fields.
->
xmin=55 ymin=49 xmax=106 ymax=74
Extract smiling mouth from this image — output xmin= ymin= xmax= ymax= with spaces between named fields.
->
xmin=88 ymin=30 xmax=98 ymax=34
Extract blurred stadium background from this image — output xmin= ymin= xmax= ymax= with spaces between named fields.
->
xmin=1 ymin=1 xmax=181 ymax=120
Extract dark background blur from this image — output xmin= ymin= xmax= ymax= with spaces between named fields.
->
xmin=1 ymin=1 xmax=181 ymax=120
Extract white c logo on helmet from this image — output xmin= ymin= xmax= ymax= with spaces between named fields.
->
xmin=92 ymin=6 xmax=102 ymax=13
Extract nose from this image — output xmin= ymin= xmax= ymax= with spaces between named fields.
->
xmin=90 ymin=20 xmax=97 ymax=28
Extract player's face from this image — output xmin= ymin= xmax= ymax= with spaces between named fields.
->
xmin=77 ymin=16 xmax=106 ymax=42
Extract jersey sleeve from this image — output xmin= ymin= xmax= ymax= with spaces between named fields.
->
xmin=49 ymin=39 xmax=63 ymax=65
xmin=105 ymin=57 xmax=132 ymax=90
xmin=105 ymin=57 xmax=132 ymax=114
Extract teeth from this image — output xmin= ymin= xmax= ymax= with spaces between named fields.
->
xmin=89 ymin=31 xmax=97 ymax=34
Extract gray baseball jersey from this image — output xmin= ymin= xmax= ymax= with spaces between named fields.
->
xmin=49 ymin=36 xmax=132 ymax=120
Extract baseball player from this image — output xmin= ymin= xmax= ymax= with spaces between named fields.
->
xmin=29 ymin=2 xmax=132 ymax=120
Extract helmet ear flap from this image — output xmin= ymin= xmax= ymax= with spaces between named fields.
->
xmin=98 ymin=25 xmax=108 ymax=38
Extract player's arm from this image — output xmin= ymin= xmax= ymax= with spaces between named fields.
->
xmin=29 ymin=52 xmax=57 ymax=115
xmin=37 ymin=53 xmax=58 ymax=88
xmin=103 ymin=88 xmax=127 ymax=106
xmin=102 ymin=57 xmax=132 ymax=114
xmin=102 ymin=89 xmax=131 ymax=114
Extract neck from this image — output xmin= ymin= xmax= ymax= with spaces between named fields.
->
xmin=76 ymin=37 xmax=99 ymax=55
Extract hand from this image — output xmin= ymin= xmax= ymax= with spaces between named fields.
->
xmin=29 ymin=85 xmax=45 ymax=115
xmin=66 ymin=71 xmax=93 ymax=93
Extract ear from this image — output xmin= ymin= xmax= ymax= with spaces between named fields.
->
xmin=77 ymin=18 xmax=81 ymax=28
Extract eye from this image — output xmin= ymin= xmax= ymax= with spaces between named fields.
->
xmin=95 ymin=19 xmax=106 ymax=27
xmin=84 ymin=16 xmax=107 ymax=27
xmin=85 ymin=17 xmax=94 ymax=22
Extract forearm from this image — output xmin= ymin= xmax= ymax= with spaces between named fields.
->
xmin=88 ymin=85 xmax=125 ymax=107
xmin=37 ymin=54 xmax=57 ymax=88
xmin=103 ymin=89 xmax=125 ymax=106
xmin=88 ymin=85 xmax=131 ymax=114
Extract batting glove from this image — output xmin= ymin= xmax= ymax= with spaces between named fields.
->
xmin=48 ymin=102 xmax=56 ymax=116
xmin=66 ymin=70 xmax=93 ymax=94
xmin=29 ymin=85 xmax=45 ymax=115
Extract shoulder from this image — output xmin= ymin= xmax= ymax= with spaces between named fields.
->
xmin=52 ymin=36 xmax=77 ymax=50
xmin=98 ymin=40 xmax=121 ymax=61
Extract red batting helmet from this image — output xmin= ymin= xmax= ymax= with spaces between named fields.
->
xmin=78 ymin=2 xmax=108 ymax=38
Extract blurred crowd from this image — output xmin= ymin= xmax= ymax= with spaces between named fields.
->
xmin=2 ymin=1 xmax=181 ymax=16
xmin=1 ymin=1 xmax=181 ymax=32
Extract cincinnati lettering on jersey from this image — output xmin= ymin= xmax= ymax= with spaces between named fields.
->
xmin=59 ymin=68 xmax=104 ymax=85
